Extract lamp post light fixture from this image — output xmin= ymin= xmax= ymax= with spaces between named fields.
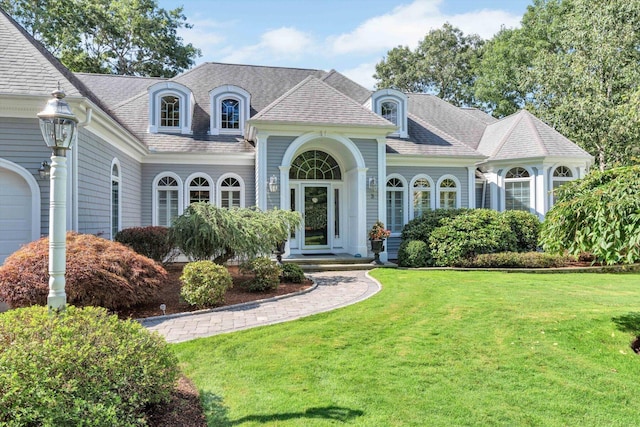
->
xmin=37 ymin=88 xmax=78 ymax=312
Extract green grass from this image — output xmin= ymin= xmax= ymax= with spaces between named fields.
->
xmin=173 ymin=270 xmax=640 ymax=426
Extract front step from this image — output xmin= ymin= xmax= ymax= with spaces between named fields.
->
xmin=282 ymin=254 xmax=397 ymax=272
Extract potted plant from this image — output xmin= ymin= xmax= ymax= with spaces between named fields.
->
xmin=368 ymin=220 xmax=391 ymax=264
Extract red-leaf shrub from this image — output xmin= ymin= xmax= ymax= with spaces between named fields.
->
xmin=114 ymin=226 xmax=177 ymax=265
xmin=0 ymin=232 xmax=167 ymax=310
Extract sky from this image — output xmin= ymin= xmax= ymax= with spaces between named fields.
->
xmin=157 ymin=0 xmax=533 ymax=89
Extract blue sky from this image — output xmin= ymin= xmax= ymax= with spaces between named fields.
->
xmin=158 ymin=0 xmax=532 ymax=88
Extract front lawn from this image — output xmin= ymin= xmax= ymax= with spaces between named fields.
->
xmin=173 ymin=270 xmax=640 ymax=426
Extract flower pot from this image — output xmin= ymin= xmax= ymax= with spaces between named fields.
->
xmin=370 ymin=239 xmax=385 ymax=264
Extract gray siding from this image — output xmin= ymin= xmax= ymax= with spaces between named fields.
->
xmin=352 ymin=139 xmax=379 ymax=232
xmin=76 ymin=129 xmax=142 ymax=237
xmin=386 ymin=165 xmax=470 ymax=208
xmin=265 ymin=135 xmax=296 ymax=210
xmin=141 ymin=163 xmax=255 ymax=225
xmin=0 ymin=117 xmax=52 ymax=235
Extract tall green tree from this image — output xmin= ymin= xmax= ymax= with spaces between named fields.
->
xmin=374 ymin=23 xmax=484 ymax=106
xmin=1 ymin=0 xmax=200 ymax=77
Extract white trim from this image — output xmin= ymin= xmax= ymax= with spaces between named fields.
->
xmin=436 ymin=174 xmax=462 ymax=209
xmin=387 ymin=155 xmax=485 ymax=167
xmin=143 ymin=152 xmax=254 ymax=165
xmin=501 ymin=166 xmax=535 ymax=213
xmin=282 ymin=132 xmax=366 ymax=170
xmin=548 ymin=164 xmax=577 ymax=210
xmin=184 ymin=172 xmax=214 ymax=206
xmin=409 ymin=174 xmax=435 ymax=219
xmin=110 ymin=158 xmax=121 ymax=239
xmin=152 ymin=172 xmax=183 ymax=226
xmin=371 ymin=89 xmax=408 ymax=138
xmin=209 ymin=85 xmax=251 ymax=136
xmin=385 ymin=173 xmax=408 ymax=236
xmin=0 ymin=158 xmax=41 ymax=242
xmin=216 ymin=173 xmax=245 ymax=208
xmin=467 ymin=166 xmax=476 ymax=210
xmin=148 ymin=82 xmax=193 ymax=134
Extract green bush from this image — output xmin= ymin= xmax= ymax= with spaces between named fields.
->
xmin=471 ymin=252 xmax=572 ymax=268
xmin=241 ymin=257 xmax=282 ymax=292
xmin=180 ymin=261 xmax=232 ymax=308
xmin=281 ymin=263 xmax=305 ymax=283
xmin=0 ymin=305 xmax=178 ymax=426
xmin=114 ymin=226 xmax=177 ymax=265
xmin=541 ymin=165 xmax=640 ymax=264
xmin=501 ymin=210 xmax=541 ymax=252
xmin=429 ymin=209 xmax=517 ymax=266
xmin=0 ymin=232 xmax=166 ymax=310
xmin=398 ymin=240 xmax=430 ymax=267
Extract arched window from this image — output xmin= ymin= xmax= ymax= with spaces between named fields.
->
xmin=153 ymin=173 xmax=182 ymax=226
xmin=412 ymin=176 xmax=433 ymax=219
xmin=218 ymin=174 xmax=244 ymax=208
xmin=551 ymin=166 xmax=574 ymax=205
xmin=186 ymin=174 xmax=212 ymax=205
xmin=505 ymin=167 xmax=531 ymax=211
xmin=381 ymin=101 xmax=398 ymax=126
xmin=289 ymin=150 xmax=342 ymax=180
xmin=438 ymin=177 xmax=459 ymax=209
xmin=221 ymin=99 xmax=240 ymax=129
xmin=160 ymin=95 xmax=180 ymax=128
xmin=386 ymin=176 xmax=406 ymax=233
xmin=110 ymin=160 xmax=121 ymax=239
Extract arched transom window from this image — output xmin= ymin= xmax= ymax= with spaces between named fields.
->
xmin=438 ymin=177 xmax=459 ymax=209
xmin=381 ymin=101 xmax=398 ymax=126
xmin=219 ymin=176 xmax=243 ymax=208
xmin=505 ymin=167 xmax=531 ymax=211
xmin=289 ymin=150 xmax=342 ymax=180
xmin=386 ymin=177 xmax=405 ymax=233
xmin=187 ymin=176 xmax=211 ymax=204
xmin=412 ymin=177 xmax=432 ymax=218
xmin=551 ymin=166 xmax=574 ymax=205
xmin=160 ymin=95 xmax=180 ymax=128
xmin=156 ymin=175 xmax=181 ymax=226
xmin=221 ymin=98 xmax=240 ymax=129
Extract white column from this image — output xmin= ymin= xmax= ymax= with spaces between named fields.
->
xmin=535 ymin=167 xmax=546 ymax=219
xmin=357 ymin=167 xmax=369 ymax=257
xmin=467 ymin=166 xmax=476 ymax=209
xmin=48 ymin=154 xmax=68 ymax=311
xmin=255 ymin=133 xmax=268 ymax=210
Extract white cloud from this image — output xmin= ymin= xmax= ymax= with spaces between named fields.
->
xmin=341 ymin=62 xmax=378 ymax=90
xmin=222 ymin=27 xmax=314 ymax=64
xmin=177 ymin=18 xmax=230 ymax=61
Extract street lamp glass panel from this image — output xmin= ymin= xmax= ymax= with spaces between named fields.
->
xmin=37 ymin=89 xmax=78 ymax=150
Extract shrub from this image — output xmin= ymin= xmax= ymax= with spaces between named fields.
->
xmin=398 ymin=240 xmax=429 ymax=268
xmin=281 ymin=263 xmax=305 ymax=283
xmin=501 ymin=210 xmax=541 ymax=252
xmin=0 ymin=232 xmax=166 ymax=310
xmin=429 ymin=209 xmax=517 ymax=266
xmin=180 ymin=261 xmax=232 ymax=308
xmin=471 ymin=252 xmax=572 ymax=268
xmin=0 ymin=305 xmax=178 ymax=426
xmin=114 ymin=226 xmax=177 ymax=265
xmin=241 ymin=257 xmax=282 ymax=292
xmin=541 ymin=165 xmax=640 ymax=264
xmin=401 ymin=208 xmax=470 ymax=242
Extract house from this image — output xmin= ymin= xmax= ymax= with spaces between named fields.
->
xmin=0 ymin=9 xmax=593 ymax=265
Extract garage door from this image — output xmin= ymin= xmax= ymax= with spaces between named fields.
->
xmin=0 ymin=168 xmax=34 ymax=264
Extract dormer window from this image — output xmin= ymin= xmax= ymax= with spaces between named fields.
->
xmin=210 ymin=85 xmax=251 ymax=136
xmin=371 ymin=88 xmax=408 ymax=138
xmin=148 ymin=82 xmax=193 ymax=134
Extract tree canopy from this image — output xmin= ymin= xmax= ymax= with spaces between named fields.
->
xmin=1 ymin=0 xmax=200 ymax=77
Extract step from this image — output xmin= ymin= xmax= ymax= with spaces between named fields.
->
xmin=292 ymin=262 xmax=398 ymax=273
xmin=283 ymin=255 xmax=375 ymax=265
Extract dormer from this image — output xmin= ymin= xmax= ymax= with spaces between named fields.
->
xmin=148 ymin=82 xmax=194 ymax=134
xmin=209 ymin=85 xmax=251 ymax=136
xmin=371 ymin=88 xmax=408 ymax=138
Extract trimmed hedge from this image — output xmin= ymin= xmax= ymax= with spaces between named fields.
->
xmin=115 ymin=226 xmax=177 ymax=265
xmin=0 ymin=232 xmax=166 ymax=310
xmin=281 ymin=263 xmax=305 ymax=283
xmin=0 ymin=305 xmax=178 ymax=426
xmin=397 ymin=240 xmax=429 ymax=268
xmin=180 ymin=261 xmax=232 ymax=308
xmin=471 ymin=252 xmax=571 ymax=268
xmin=241 ymin=257 xmax=282 ymax=292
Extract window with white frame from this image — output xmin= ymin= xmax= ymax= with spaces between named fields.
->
xmin=381 ymin=101 xmax=398 ymax=126
xmin=154 ymin=174 xmax=182 ymax=226
xmin=412 ymin=176 xmax=432 ymax=219
xmin=505 ymin=167 xmax=531 ymax=211
xmin=187 ymin=175 xmax=212 ymax=205
xmin=110 ymin=160 xmax=120 ymax=239
xmin=371 ymin=89 xmax=408 ymax=138
xmin=148 ymin=82 xmax=193 ymax=134
xmin=386 ymin=177 xmax=405 ymax=233
xmin=218 ymin=174 xmax=244 ymax=208
xmin=160 ymin=95 xmax=180 ymax=128
xmin=209 ymin=85 xmax=251 ymax=135
xmin=551 ymin=166 xmax=574 ymax=205
xmin=438 ymin=177 xmax=459 ymax=209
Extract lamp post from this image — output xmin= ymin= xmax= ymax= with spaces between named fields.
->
xmin=37 ymin=89 xmax=78 ymax=312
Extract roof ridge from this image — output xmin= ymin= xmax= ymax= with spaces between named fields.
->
xmin=254 ymin=75 xmax=316 ymax=118
xmin=522 ymin=110 xmax=549 ymax=156
xmin=199 ymin=61 xmax=325 ymax=73
xmin=489 ymin=110 xmax=526 ymax=157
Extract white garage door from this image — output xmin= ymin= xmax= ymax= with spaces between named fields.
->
xmin=0 ymin=168 xmax=33 ymax=264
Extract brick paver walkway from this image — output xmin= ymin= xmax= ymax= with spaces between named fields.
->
xmin=141 ymin=270 xmax=381 ymax=343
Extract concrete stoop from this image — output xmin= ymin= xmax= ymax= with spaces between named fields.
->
xmin=282 ymin=254 xmax=397 ymax=272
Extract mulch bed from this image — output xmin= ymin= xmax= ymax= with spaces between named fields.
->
xmin=118 ymin=262 xmax=312 ymax=426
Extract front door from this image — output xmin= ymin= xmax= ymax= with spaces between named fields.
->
xmin=303 ymin=185 xmax=329 ymax=250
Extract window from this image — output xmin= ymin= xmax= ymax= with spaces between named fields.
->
xmin=110 ymin=160 xmax=120 ymax=239
xmin=386 ymin=177 xmax=405 ymax=233
xmin=209 ymin=85 xmax=251 ymax=135
xmin=411 ymin=176 xmax=433 ymax=219
xmin=221 ymin=99 xmax=240 ymax=129
xmin=186 ymin=174 xmax=212 ymax=205
xmin=505 ymin=167 xmax=531 ymax=211
xmin=438 ymin=177 xmax=459 ymax=209
xmin=381 ymin=101 xmax=398 ymax=126
xmin=551 ymin=166 xmax=574 ymax=205
xmin=160 ymin=95 xmax=180 ymax=128
xmin=218 ymin=174 xmax=244 ymax=208
xmin=289 ymin=150 xmax=342 ymax=180
xmin=154 ymin=173 xmax=182 ymax=226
